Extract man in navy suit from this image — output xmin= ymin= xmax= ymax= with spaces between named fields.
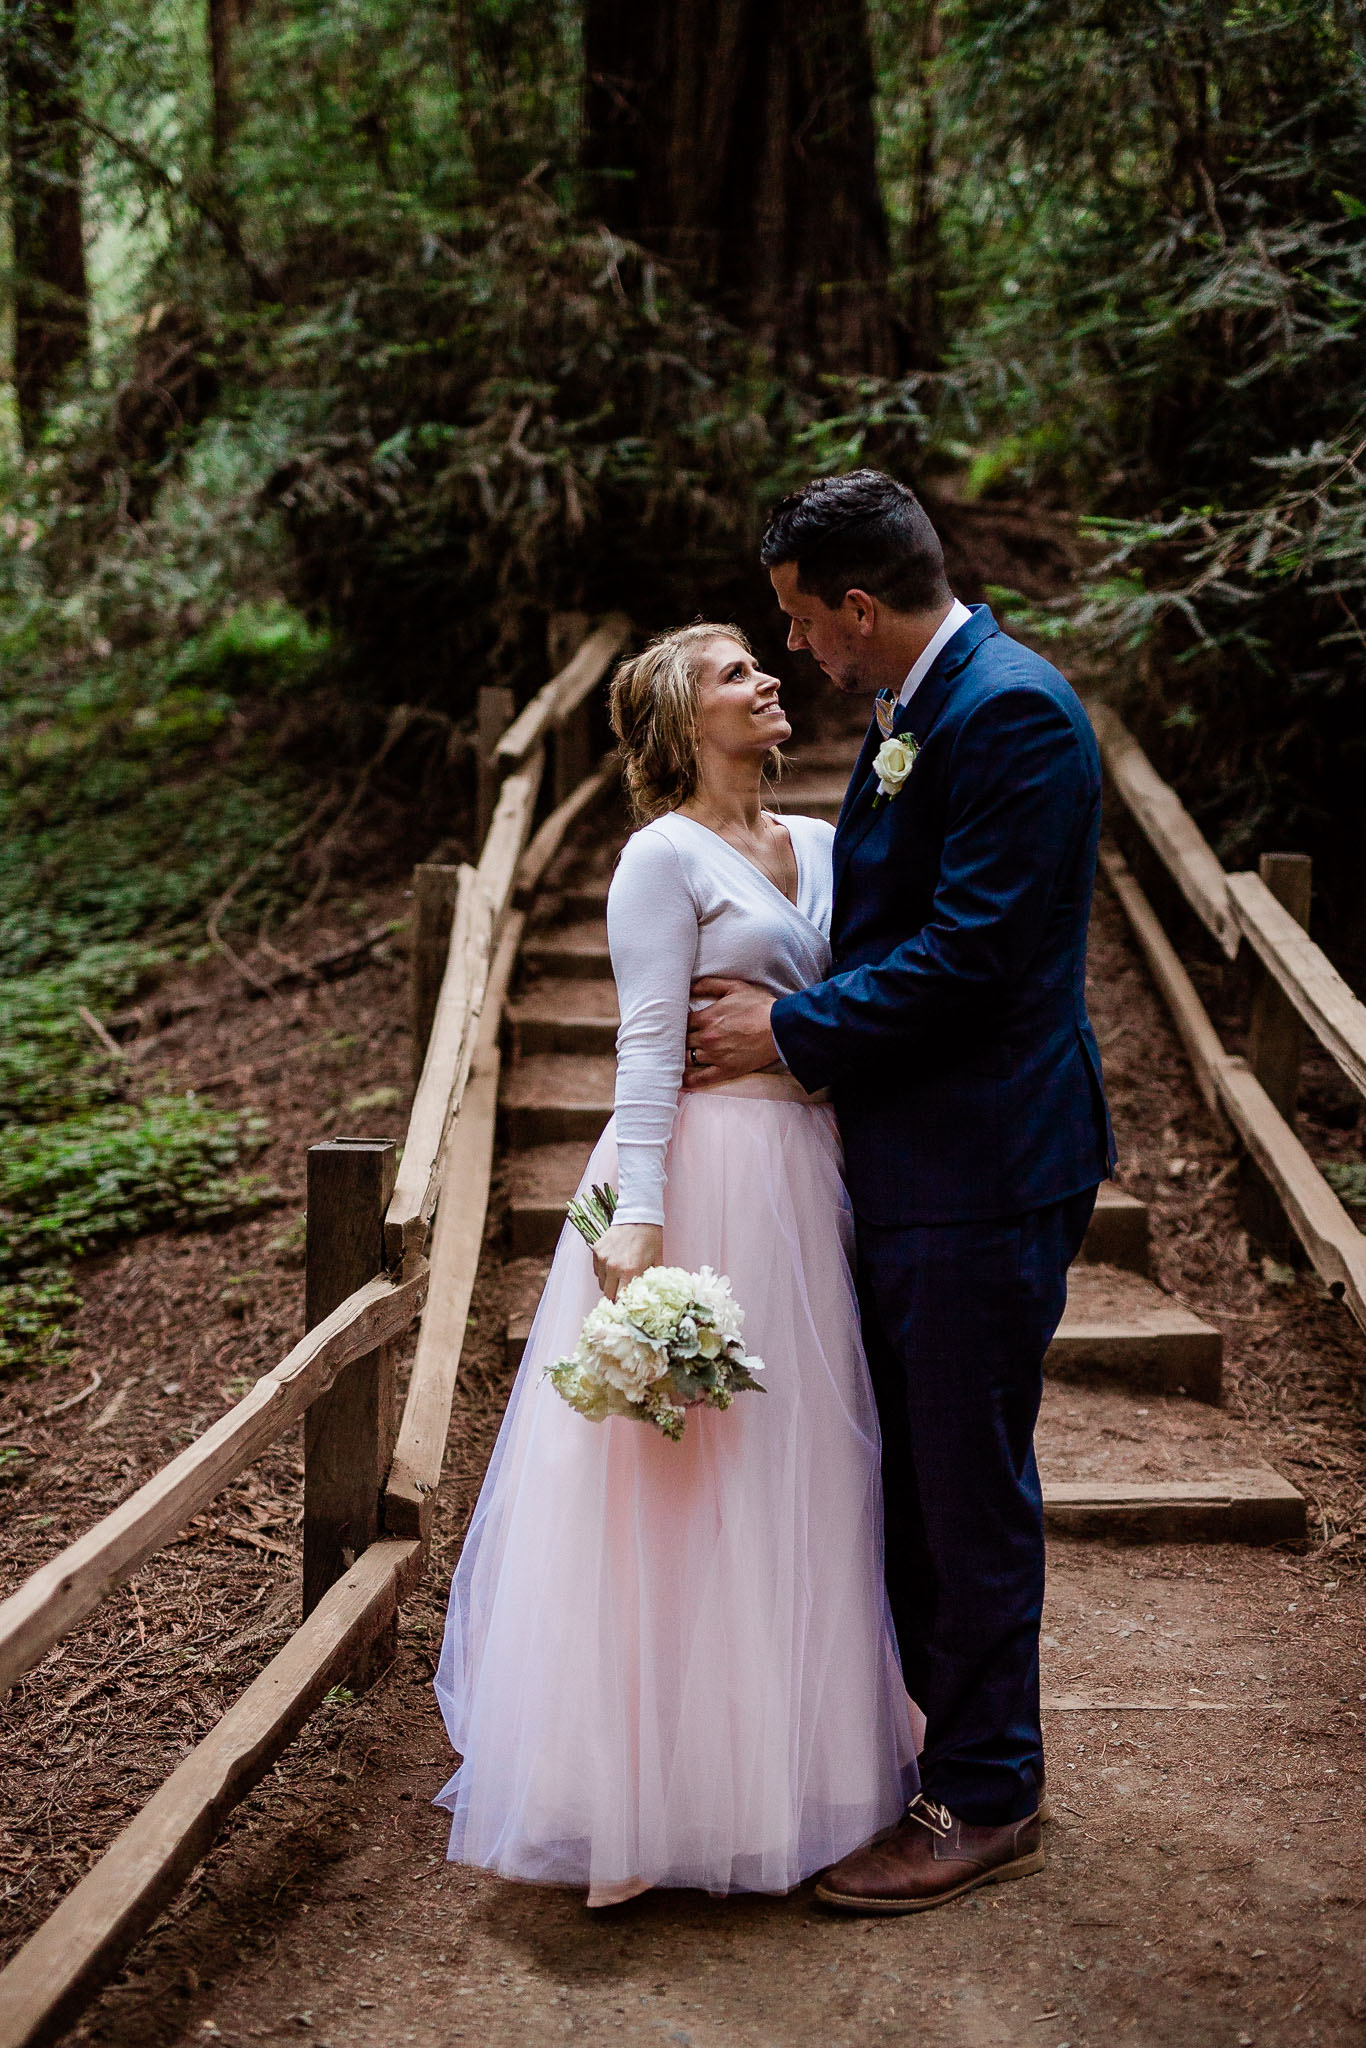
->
xmin=685 ymin=469 xmax=1115 ymax=1913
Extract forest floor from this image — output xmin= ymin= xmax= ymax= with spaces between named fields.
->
xmin=3 ymin=520 xmax=1365 ymax=2045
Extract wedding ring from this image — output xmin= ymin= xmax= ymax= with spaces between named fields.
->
xmin=689 ymin=1047 xmax=701 ymax=1067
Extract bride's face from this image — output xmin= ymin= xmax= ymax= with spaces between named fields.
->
xmin=694 ymin=638 xmax=792 ymax=761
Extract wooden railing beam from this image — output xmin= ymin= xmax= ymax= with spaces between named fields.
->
xmin=1089 ymin=702 xmax=1240 ymax=957
xmin=409 ymin=862 xmax=461 ymax=1089
xmin=516 ymin=752 xmax=619 ymax=908
xmin=1101 ymin=842 xmax=1366 ymax=1331
xmin=0 ymin=1265 xmax=427 ymax=1697
xmin=1227 ymin=866 xmax=1366 ymax=1102
xmin=1240 ymin=853 xmax=1312 ymax=1251
xmin=494 ymin=614 xmax=629 ymax=773
xmin=384 ymin=866 xmax=492 ymax=1266
xmin=0 ymin=1539 xmax=420 ymax=2048
xmin=384 ymin=913 xmax=523 ymax=1542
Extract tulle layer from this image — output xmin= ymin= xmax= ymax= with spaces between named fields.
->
xmin=433 ymin=1091 xmax=917 ymax=1895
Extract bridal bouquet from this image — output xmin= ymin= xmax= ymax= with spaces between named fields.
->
xmin=545 ymin=1184 xmax=766 ymax=1442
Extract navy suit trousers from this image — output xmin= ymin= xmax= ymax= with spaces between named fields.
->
xmin=855 ymin=1186 xmax=1098 ymax=1825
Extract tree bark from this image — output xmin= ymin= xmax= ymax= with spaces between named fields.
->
xmin=207 ymin=0 xmax=252 ymax=162
xmin=5 ymin=0 xmax=89 ymax=445
xmin=905 ymin=0 xmax=941 ymax=368
xmin=582 ymin=0 xmax=901 ymax=376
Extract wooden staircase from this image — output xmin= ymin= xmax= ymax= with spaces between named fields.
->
xmin=498 ymin=752 xmax=1306 ymax=1546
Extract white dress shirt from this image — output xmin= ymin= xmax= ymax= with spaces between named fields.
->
xmin=895 ymin=597 xmax=973 ymax=709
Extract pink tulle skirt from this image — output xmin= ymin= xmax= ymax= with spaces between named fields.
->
xmin=433 ymin=1087 xmax=917 ymax=1896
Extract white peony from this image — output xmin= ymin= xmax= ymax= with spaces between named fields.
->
xmin=546 ymin=1261 xmax=765 ymax=1439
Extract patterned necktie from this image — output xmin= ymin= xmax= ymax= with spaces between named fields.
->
xmin=874 ymin=688 xmax=898 ymax=739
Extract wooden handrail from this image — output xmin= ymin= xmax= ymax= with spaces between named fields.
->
xmin=494 ymin=614 xmax=630 ymax=770
xmin=383 ymin=865 xmax=492 ymax=1265
xmin=1098 ymin=845 xmax=1229 ymax=1133
xmin=516 ymin=751 xmax=619 ymax=906
xmin=1089 ymin=702 xmax=1240 ymax=957
xmin=476 ymin=753 xmax=545 ymax=926
xmin=0 ymin=1265 xmax=427 ymax=1697
xmin=1101 ymin=843 xmax=1366 ymax=1333
xmin=0 ymin=1538 xmax=420 ymax=2048
xmin=384 ymin=914 xmax=522 ymax=1541
xmin=0 ymin=656 xmax=629 ymax=2044
xmin=1227 ymin=869 xmax=1366 ymax=1100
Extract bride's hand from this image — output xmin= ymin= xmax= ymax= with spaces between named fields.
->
xmin=592 ymin=1223 xmax=663 ymax=1301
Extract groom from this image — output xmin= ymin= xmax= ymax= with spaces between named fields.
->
xmin=684 ymin=469 xmax=1115 ymax=1912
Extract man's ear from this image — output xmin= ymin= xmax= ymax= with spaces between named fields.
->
xmin=843 ymin=587 xmax=878 ymax=637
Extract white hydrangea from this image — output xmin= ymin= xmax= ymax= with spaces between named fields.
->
xmin=546 ymin=1263 xmax=765 ymax=1441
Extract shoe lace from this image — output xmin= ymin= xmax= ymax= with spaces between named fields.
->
xmin=906 ymin=1794 xmax=953 ymax=1837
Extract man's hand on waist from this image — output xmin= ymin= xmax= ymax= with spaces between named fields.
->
xmin=684 ymin=977 xmax=778 ymax=1088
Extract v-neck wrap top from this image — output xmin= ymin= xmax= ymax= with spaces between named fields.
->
xmin=605 ymin=809 xmax=837 ymax=1225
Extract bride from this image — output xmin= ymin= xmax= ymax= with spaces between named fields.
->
xmin=433 ymin=621 xmax=917 ymax=1905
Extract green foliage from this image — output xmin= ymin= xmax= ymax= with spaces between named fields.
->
xmin=0 ymin=1267 xmax=82 ymax=1378
xmin=168 ymin=601 xmax=333 ymax=697
xmin=1323 ymin=1162 xmax=1366 ymax=1216
xmin=0 ymin=1097 xmax=275 ymax=1273
xmin=0 ymin=945 xmax=164 ymax=1125
xmin=899 ymin=0 xmax=1366 ymax=947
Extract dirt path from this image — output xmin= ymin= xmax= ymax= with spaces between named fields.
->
xmin=6 ymin=725 xmax=1366 ymax=2048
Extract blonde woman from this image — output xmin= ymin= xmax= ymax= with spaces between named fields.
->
xmin=433 ymin=623 xmax=917 ymax=1907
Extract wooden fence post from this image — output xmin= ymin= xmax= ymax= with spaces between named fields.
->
xmin=553 ymin=701 xmax=593 ymax=809
xmin=410 ymin=863 xmax=461 ymax=1087
xmin=476 ymin=683 xmax=515 ymax=846
xmin=1240 ymin=851 xmax=1312 ymax=1251
xmin=548 ymin=612 xmax=592 ymax=807
xmin=303 ymin=1139 xmax=398 ymax=1685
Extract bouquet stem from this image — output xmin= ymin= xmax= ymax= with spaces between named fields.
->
xmin=567 ymin=1182 xmax=617 ymax=1248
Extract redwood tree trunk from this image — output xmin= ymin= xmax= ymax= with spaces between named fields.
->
xmin=5 ymin=0 xmax=89 ymax=445
xmin=583 ymin=0 xmax=902 ymax=376
xmin=905 ymin=0 xmax=942 ymax=368
xmin=208 ymin=0 xmax=252 ymax=162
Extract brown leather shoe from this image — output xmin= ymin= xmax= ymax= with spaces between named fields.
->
xmin=814 ymin=1795 xmax=1043 ymax=1914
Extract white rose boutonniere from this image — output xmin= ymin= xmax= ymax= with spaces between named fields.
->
xmin=872 ymin=732 xmax=920 ymax=805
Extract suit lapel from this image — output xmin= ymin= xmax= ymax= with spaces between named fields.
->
xmin=830 ymin=605 xmax=1001 ymax=903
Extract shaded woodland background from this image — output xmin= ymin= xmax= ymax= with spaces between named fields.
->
xmin=2 ymin=0 xmax=1364 ymax=1373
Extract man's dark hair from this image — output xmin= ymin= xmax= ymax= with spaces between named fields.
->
xmin=760 ymin=469 xmax=951 ymax=615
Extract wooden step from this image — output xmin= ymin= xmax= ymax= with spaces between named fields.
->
xmin=1079 ymin=1184 xmax=1149 ymax=1274
xmin=775 ymin=773 xmax=849 ymax=821
xmin=1048 ymin=1264 xmax=1222 ymax=1402
xmin=507 ymin=1142 xmax=595 ymax=1254
xmin=522 ymin=920 xmax=612 ymax=980
xmin=558 ymin=883 xmax=612 ymax=919
xmin=1042 ymin=1469 xmax=1306 ymax=1543
xmin=509 ymin=980 xmax=619 ymax=1056
xmin=505 ymin=1259 xmax=552 ymax=1367
xmin=500 ymin=1054 xmax=615 ymax=1146
xmin=783 ymin=741 xmax=862 ymax=774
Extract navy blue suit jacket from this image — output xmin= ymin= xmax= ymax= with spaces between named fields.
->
xmin=772 ymin=606 xmax=1116 ymax=1226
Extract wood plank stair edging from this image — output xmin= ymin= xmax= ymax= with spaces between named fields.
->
xmin=1043 ymin=1469 xmax=1307 ymax=1544
xmin=1049 ymin=1264 xmax=1223 ymax=1402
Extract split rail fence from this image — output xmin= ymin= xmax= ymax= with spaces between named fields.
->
xmin=1091 ymin=702 xmax=1366 ymax=1332
xmin=0 ymin=613 xmax=631 ymax=2048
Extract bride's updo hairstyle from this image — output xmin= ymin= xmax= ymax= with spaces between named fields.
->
xmin=609 ymin=621 xmax=780 ymax=824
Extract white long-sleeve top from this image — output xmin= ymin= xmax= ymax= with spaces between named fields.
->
xmin=605 ymin=810 xmax=837 ymax=1225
